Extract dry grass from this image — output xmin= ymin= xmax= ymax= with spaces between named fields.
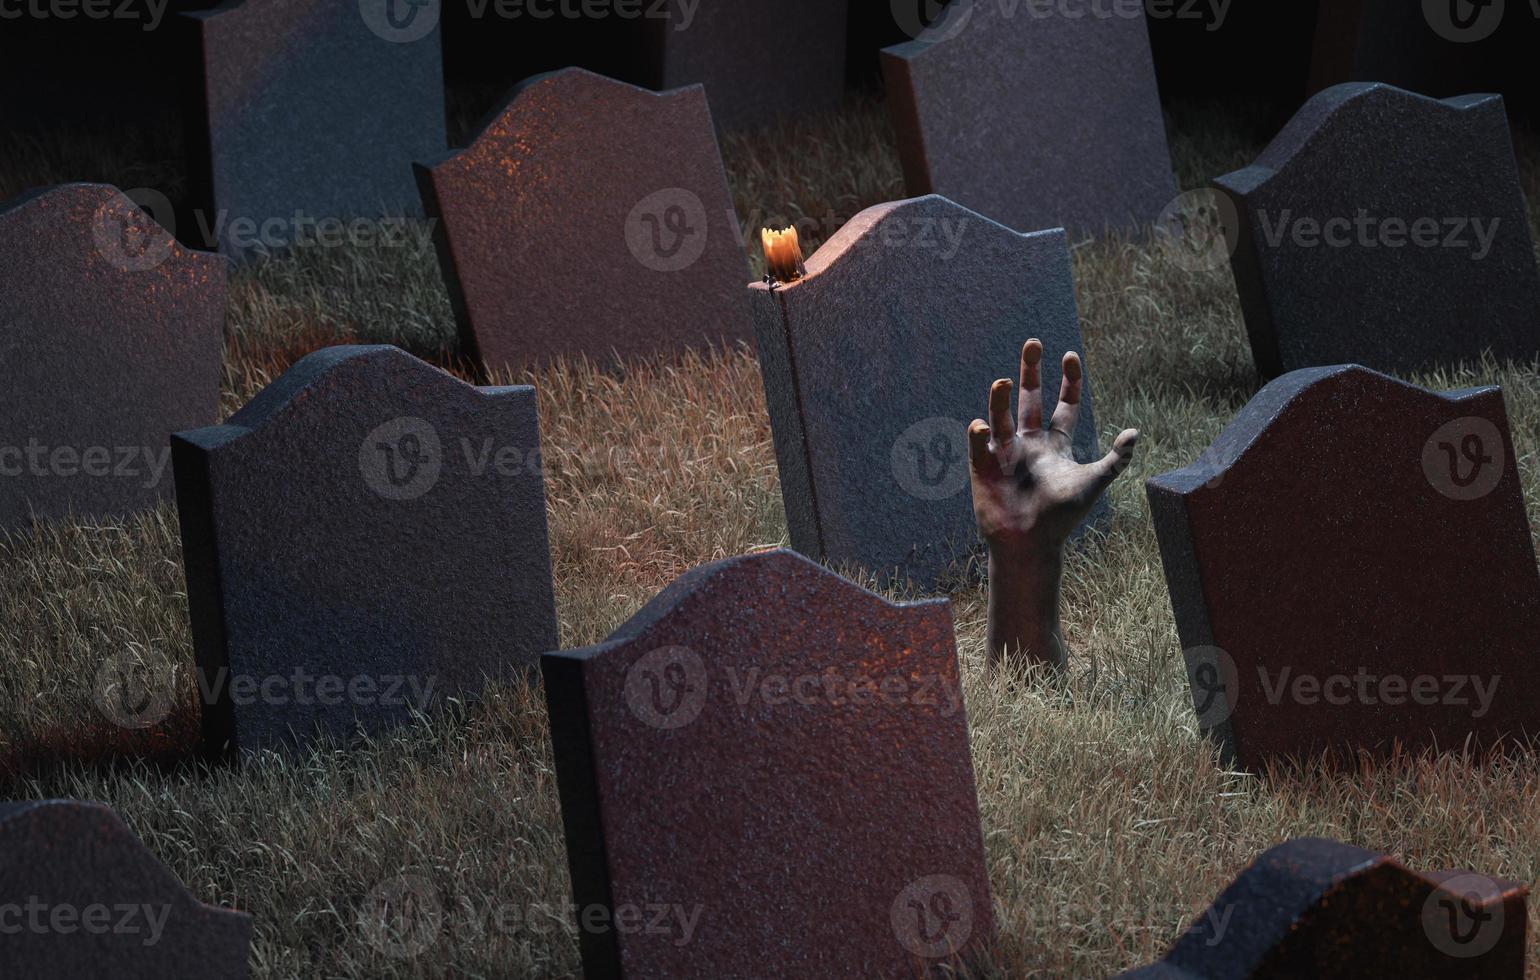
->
xmin=2 ymin=95 xmax=1540 ymax=977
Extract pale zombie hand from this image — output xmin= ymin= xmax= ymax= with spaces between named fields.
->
xmin=967 ymin=339 xmax=1138 ymax=668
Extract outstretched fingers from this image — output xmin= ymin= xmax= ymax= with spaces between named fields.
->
xmin=989 ymin=378 xmax=1015 ymax=442
xmin=1018 ymin=339 xmax=1044 ymax=432
xmin=1049 ymin=351 xmax=1082 ymax=439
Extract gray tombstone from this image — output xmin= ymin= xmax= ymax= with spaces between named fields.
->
xmin=749 ymin=194 xmax=1102 ymax=588
xmin=0 ymin=183 xmax=225 ymax=531
xmin=0 ymin=799 xmax=253 ymax=979
xmin=416 ymin=67 xmax=752 ymax=374
xmin=1214 ymin=83 xmax=1540 ymax=379
xmin=881 ymin=0 xmax=1175 ymax=236
xmin=172 ymin=345 xmax=557 ymax=755
xmin=1146 ymin=365 xmax=1540 ymax=771
xmin=642 ymin=0 xmax=849 ymax=131
xmin=543 ymin=548 xmax=995 ymax=978
xmin=185 ymin=0 xmax=446 ymax=258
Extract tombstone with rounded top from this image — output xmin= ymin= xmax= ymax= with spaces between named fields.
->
xmin=1146 ymin=364 xmax=1540 ymax=770
xmin=1214 ymin=83 xmax=1540 ymax=378
xmin=750 ymin=194 xmax=1103 ymax=588
xmin=881 ymin=0 xmax=1175 ymax=236
xmin=1122 ymin=837 xmax=1527 ymax=978
xmin=172 ymin=345 xmax=557 ymax=756
xmin=186 ymin=0 xmax=446 ymax=257
xmin=0 ymin=183 xmax=225 ymax=531
xmin=415 ymin=67 xmax=751 ymax=374
xmin=542 ymin=548 xmax=995 ymax=979
xmin=0 ymin=798 xmax=253 ymax=978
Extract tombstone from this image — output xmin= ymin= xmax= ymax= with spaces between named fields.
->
xmin=1121 ymin=838 xmax=1527 ymax=978
xmin=1308 ymin=0 xmax=1510 ymax=100
xmin=172 ymin=345 xmax=557 ymax=755
xmin=0 ymin=799 xmax=253 ymax=978
xmin=749 ymin=194 xmax=1102 ymax=588
xmin=881 ymin=0 xmax=1175 ymax=236
xmin=641 ymin=0 xmax=849 ymax=131
xmin=415 ymin=67 xmax=752 ymax=375
xmin=184 ymin=0 xmax=445 ymax=257
xmin=1146 ymin=365 xmax=1540 ymax=770
xmin=1214 ymin=83 xmax=1540 ymax=379
xmin=542 ymin=548 xmax=995 ymax=977
xmin=0 ymin=183 xmax=225 ymax=531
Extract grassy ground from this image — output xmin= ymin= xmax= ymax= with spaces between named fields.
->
xmin=3 ymin=95 xmax=1540 ymax=976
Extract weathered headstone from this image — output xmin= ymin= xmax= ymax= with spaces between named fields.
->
xmin=0 ymin=183 xmax=224 ymax=531
xmin=1214 ymin=83 xmax=1540 ymax=379
xmin=1146 ymin=365 xmax=1540 ymax=770
xmin=542 ymin=548 xmax=995 ymax=977
xmin=0 ymin=799 xmax=253 ymax=978
xmin=1121 ymin=838 xmax=1527 ymax=978
xmin=416 ymin=67 xmax=751 ymax=374
xmin=749 ymin=194 xmax=1102 ymax=588
xmin=185 ymin=0 xmax=445 ymax=257
xmin=172 ymin=345 xmax=557 ymax=755
xmin=881 ymin=0 xmax=1175 ymax=236
xmin=641 ymin=0 xmax=849 ymax=131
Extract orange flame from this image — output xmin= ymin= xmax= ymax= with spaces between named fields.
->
xmin=761 ymin=226 xmax=804 ymax=284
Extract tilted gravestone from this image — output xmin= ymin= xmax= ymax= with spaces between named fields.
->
xmin=1214 ymin=83 xmax=1540 ymax=379
xmin=0 ymin=183 xmax=225 ymax=531
xmin=172 ymin=345 xmax=557 ymax=755
xmin=640 ymin=0 xmax=849 ymax=131
xmin=881 ymin=0 xmax=1174 ymax=236
xmin=185 ymin=0 xmax=445 ymax=257
xmin=1121 ymin=838 xmax=1527 ymax=978
xmin=542 ymin=548 xmax=995 ymax=978
xmin=749 ymin=194 xmax=1102 ymax=588
xmin=1146 ymin=365 xmax=1540 ymax=770
xmin=415 ymin=67 xmax=751 ymax=375
xmin=0 ymin=799 xmax=253 ymax=978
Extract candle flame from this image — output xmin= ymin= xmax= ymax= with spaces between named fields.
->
xmin=761 ymin=226 xmax=804 ymax=284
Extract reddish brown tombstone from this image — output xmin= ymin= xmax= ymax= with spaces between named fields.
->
xmin=415 ymin=67 xmax=751 ymax=374
xmin=542 ymin=548 xmax=995 ymax=978
xmin=0 ymin=799 xmax=254 ymax=978
xmin=1147 ymin=365 xmax=1540 ymax=770
xmin=0 ymin=183 xmax=225 ymax=531
xmin=1121 ymin=838 xmax=1527 ymax=978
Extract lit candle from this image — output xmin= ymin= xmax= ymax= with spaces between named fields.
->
xmin=761 ymin=226 xmax=805 ymax=284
